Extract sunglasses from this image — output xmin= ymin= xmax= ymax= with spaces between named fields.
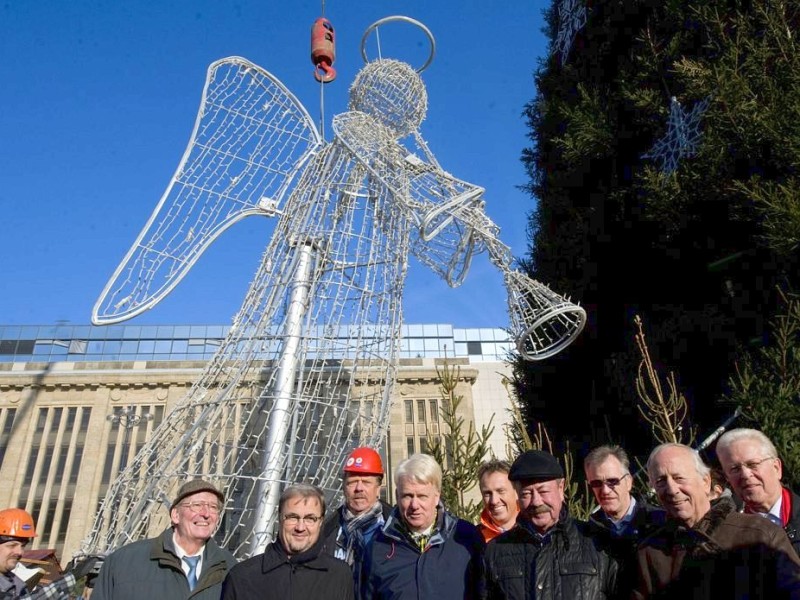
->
xmin=588 ymin=473 xmax=630 ymax=489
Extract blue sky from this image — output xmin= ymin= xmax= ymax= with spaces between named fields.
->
xmin=0 ymin=1 xmax=552 ymax=329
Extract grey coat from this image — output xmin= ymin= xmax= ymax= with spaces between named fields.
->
xmin=92 ymin=528 xmax=237 ymax=600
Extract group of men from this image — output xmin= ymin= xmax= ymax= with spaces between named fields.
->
xmin=2 ymin=427 xmax=800 ymax=599
xmin=89 ymin=448 xmax=484 ymax=600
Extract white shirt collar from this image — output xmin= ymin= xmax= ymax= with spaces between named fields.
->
xmin=765 ymin=494 xmax=784 ymax=526
xmin=743 ymin=494 xmax=783 ymax=527
xmin=608 ymin=496 xmax=637 ymax=530
xmin=172 ymin=532 xmax=205 ymax=578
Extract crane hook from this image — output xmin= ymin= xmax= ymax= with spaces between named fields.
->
xmin=311 ymin=17 xmax=336 ymax=83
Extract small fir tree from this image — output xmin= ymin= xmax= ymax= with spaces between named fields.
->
xmin=425 ymin=360 xmax=493 ymax=522
xmin=721 ymin=289 xmax=800 ymax=489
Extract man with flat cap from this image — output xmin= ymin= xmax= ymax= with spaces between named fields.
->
xmin=93 ymin=479 xmax=237 ymax=600
xmin=483 ymin=450 xmax=619 ymax=600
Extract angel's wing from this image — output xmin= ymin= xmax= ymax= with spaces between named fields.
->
xmin=92 ymin=56 xmax=322 ymax=324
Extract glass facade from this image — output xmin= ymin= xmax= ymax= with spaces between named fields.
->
xmin=0 ymin=324 xmax=514 ymax=363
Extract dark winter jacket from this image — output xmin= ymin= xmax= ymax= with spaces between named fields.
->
xmin=360 ymin=503 xmax=484 ymax=599
xmin=785 ymin=488 xmax=800 ymax=557
xmin=587 ymin=497 xmax=666 ymax=552
xmin=92 ymin=527 xmax=237 ymax=600
xmin=483 ymin=511 xmax=620 ymax=600
xmin=587 ymin=497 xmax=665 ymax=593
xmin=221 ymin=537 xmax=354 ymax=600
xmin=633 ymin=496 xmax=800 ymax=599
xmin=321 ymin=500 xmax=392 ymax=565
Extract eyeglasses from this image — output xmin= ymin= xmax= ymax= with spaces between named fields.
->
xmin=724 ymin=457 xmax=775 ymax=476
xmin=179 ymin=501 xmax=221 ymax=514
xmin=282 ymin=513 xmax=322 ymax=526
xmin=588 ymin=473 xmax=630 ymax=489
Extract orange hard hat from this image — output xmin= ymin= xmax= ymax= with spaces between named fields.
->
xmin=0 ymin=508 xmax=36 ymax=539
xmin=343 ymin=447 xmax=383 ymax=476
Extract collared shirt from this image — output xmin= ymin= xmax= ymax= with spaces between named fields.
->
xmin=742 ymin=494 xmax=784 ymax=527
xmin=519 ymin=518 xmax=556 ymax=543
xmin=760 ymin=495 xmax=784 ymax=527
xmin=172 ymin=532 xmax=205 ymax=580
xmin=609 ymin=496 xmax=637 ymax=536
xmin=409 ymin=522 xmax=437 ymax=552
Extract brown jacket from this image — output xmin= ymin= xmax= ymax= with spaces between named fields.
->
xmin=633 ymin=497 xmax=800 ymax=599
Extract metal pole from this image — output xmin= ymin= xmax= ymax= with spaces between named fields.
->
xmin=248 ymin=241 xmax=314 ymax=554
xmin=695 ymin=407 xmax=743 ymax=452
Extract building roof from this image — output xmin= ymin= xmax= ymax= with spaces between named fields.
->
xmin=0 ymin=323 xmax=513 ymax=364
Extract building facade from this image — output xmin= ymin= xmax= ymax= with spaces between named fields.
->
xmin=0 ymin=323 xmax=514 ymax=561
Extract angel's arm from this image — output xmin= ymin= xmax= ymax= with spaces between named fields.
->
xmin=332 ymin=112 xmax=488 ymax=285
xmin=333 ymin=112 xmax=586 ymax=359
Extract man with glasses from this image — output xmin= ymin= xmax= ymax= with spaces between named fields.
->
xmin=584 ymin=446 xmax=664 ymax=562
xmin=93 ymin=479 xmax=237 ymax=600
xmin=634 ymin=443 xmax=800 ymax=599
xmin=222 ymin=483 xmax=353 ymax=600
xmin=484 ymin=449 xmax=619 ymax=599
xmin=716 ymin=428 xmax=800 ymax=556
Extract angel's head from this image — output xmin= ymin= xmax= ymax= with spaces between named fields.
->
xmin=349 ymin=59 xmax=427 ymax=137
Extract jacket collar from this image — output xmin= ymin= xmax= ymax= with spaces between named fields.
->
xmin=262 ymin=537 xmax=329 ymax=574
xmin=150 ymin=528 xmax=184 ymax=565
xmin=150 ymin=527 xmax=227 ymax=567
xmin=513 ymin=506 xmax=573 ymax=543
xmin=654 ymin=496 xmax=736 ymax=555
xmin=783 ymin=487 xmax=799 ymax=542
xmin=382 ymin=501 xmax=456 ymax=548
xmin=479 ymin=505 xmax=505 ymax=537
xmin=589 ymin=495 xmax=665 ymax=535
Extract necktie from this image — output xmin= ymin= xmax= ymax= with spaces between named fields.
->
xmin=183 ymin=555 xmax=200 ymax=591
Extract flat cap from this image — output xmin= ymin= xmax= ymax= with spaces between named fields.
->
xmin=509 ymin=450 xmax=564 ymax=482
xmin=171 ymin=479 xmax=224 ymax=509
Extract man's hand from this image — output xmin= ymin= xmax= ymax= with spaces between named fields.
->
xmin=68 ymin=556 xmax=102 ymax=580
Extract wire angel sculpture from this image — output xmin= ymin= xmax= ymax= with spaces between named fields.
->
xmin=83 ymin=53 xmax=586 ymax=557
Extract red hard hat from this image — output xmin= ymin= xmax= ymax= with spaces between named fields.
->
xmin=343 ymin=447 xmax=383 ymax=476
xmin=0 ymin=508 xmax=36 ymax=539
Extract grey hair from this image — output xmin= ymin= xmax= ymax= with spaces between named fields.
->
xmin=279 ymin=483 xmax=326 ymax=517
xmin=646 ymin=443 xmax=710 ymax=484
xmin=716 ymin=428 xmax=778 ymax=460
xmin=584 ymin=444 xmax=631 ymax=473
xmin=395 ymin=453 xmax=442 ymax=491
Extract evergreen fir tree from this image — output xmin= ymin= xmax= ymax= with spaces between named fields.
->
xmin=514 ymin=0 xmax=800 ymax=457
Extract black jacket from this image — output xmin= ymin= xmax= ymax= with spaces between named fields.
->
xmin=587 ymin=497 xmax=665 ymax=593
xmin=483 ymin=513 xmax=619 ymax=600
xmin=221 ymin=537 xmax=354 ymax=600
xmin=587 ymin=497 xmax=666 ymax=553
xmin=786 ymin=488 xmax=800 ymax=557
